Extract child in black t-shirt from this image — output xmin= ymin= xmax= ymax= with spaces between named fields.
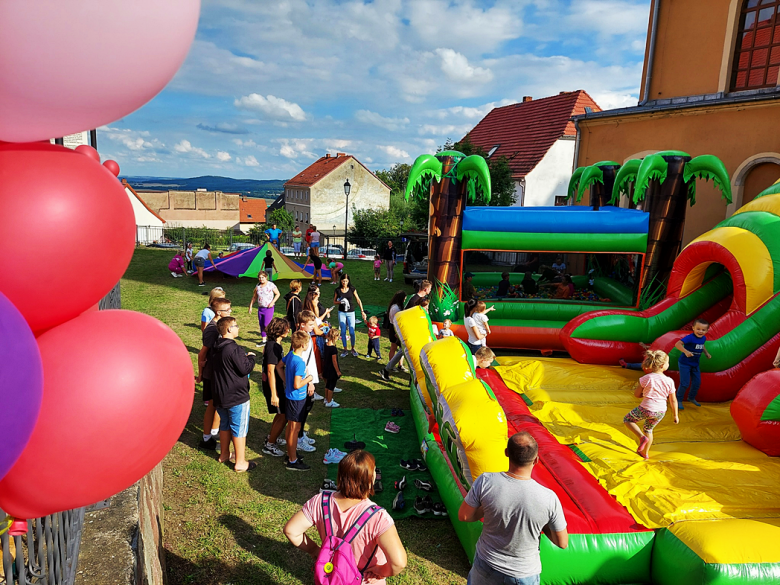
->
xmin=284 ymin=280 xmax=303 ymax=328
xmin=261 ymin=317 xmax=290 ymax=457
xmin=262 ymin=250 xmax=276 ymax=279
xmin=323 ymin=328 xmax=342 ymax=408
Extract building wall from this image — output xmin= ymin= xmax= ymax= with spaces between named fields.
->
xmin=135 ymin=190 xmax=240 ymax=230
xmin=125 ymin=187 xmax=165 ymax=228
xmin=310 ymin=159 xmax=390 ymax=229
xmin=284 ymin=187 xmax=311 ymax=227
xmin=522 ymin=138 xmax=576 ymax=207
xmin=640 ymin=0 xmax=735 ymax=102
xmin=576 ymin=100 xmax=780 ymax=244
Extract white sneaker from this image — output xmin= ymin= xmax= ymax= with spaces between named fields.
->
xmin=276 ymin=437 xmax=287 ymax=446
xmin=313 ymin=392 xmax=325 ymax=401
xmin=262 ymin=442 xmax=285 ymax=457
xmin=340 ymin=351 xmax=349 ymax=357
xmin=323 ymin=448 xmax=347 ymax=464
xmin=389 ymin=279 xmax=392 ymax=282
xmin=333 ymin=387 xmax=343 ymax=393
xmin=297 ymin=437 xmax=316 ymax=452
xmin=171 ymin=272 xmax=177 ymax=277
xmin=383 ymin=278 xmax=388 ymax=281
xmin=301 ymin=431 xmax=316 ymax=445
xmin=324 ymin=400 xmax=340 ymax=408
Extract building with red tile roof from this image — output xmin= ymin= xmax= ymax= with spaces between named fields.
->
xmin=284 ymin=153 xmax=390 ymax=233
xmin=239 ymin=197 xmax=267 ymax=230
xmin=462 ymin=90 xmax=601 ymax=206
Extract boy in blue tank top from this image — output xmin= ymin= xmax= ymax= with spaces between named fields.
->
xmin=674 ymin=318 xmax=711 ymax=409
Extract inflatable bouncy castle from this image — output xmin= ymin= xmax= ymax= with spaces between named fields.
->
xmin=397 ymin=150 xmax=780 ymax=584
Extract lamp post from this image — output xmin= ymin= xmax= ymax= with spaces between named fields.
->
xmin=332 ymin=224 xmax=337 ymax=259
xmin=343 ymin=179 xmax=351 ymax=259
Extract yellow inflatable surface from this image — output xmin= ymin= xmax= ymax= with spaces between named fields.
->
xmin=495 ymin=356 xmax=780 ymax=529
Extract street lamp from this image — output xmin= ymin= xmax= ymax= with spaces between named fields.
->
xmin=343 ymin=179 xmax=351 ymax=259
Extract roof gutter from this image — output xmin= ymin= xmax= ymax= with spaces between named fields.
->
xmin=639 ymin=0 xmax=661 ymax=106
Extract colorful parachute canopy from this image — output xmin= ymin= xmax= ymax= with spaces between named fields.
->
xmin=204 ymin=243 xmax=330 ymax=280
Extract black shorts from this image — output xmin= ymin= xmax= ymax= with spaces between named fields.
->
xmin=388 ymin=327 xmax=398 ymax=344
xmin=285 ymin=398 xmax=308 ymax=423
xmin=262 ymin=380 xmax=287 ymax=415
xmin=202 ymin=378 xmax=213 ymax=403
xmin=325 ymin=375 xmax=340 ymax=391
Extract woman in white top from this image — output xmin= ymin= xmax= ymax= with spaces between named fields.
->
xmin=193 ymin=244 xmax=217 ymax=286
xmin=464 ymin=299 xmax=486 ymax=355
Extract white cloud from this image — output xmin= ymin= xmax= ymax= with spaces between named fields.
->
xmin=378 ymin=145 xmax=410 ymax=160
xmin=234 ymin=94 xmax=307 ymax=122
xmin=436 ymin=49 xmax=494 ymax=84
xmin=173 ymin=140 xmax=211 ymax=159
xmin=591 ymin=90 xmax=639 ymax=110
xmin=418 ymin=123 xmax=473 ymax=137
xmin=244 ymin=155 xmax=260 ymax=167
xmin=277 ymin=138 xmax=317 ymax=160
xmin=566 ymin=1 xmax=649 ymax=38
xmin=99 ymin=126 xmax=162 ymax=151
xmin=355 ymin=110 xmax=409 ymax=131
xmin=216 ymin=151 xmax=232 ymax=162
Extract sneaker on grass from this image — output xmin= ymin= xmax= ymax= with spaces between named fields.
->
xmin=340 ymin=351 xmax=350 ymax=357
xmin=380 ymin=369 xmax=391 ymax=382
xmin=414 ymin=479 xmax=433 ymax=492
xmin=392 ymin=491 xmax=405 ymax=511
xmin=312 ymin=392 xmax=325 ymax=401
xmin=261 ymin=442 xmax=285 ymax=457
xmin=276 ymin=437 xmax=287 ymax=446
xmin=351 ymin=349 xmax=359 ymax=357
xmin=324 ymin=400 xmax=340 ymax=408
xmin=414 ymin=496 xmax=431 ymax=515
xmin=297 ymin=437 xmax=316 ymax=452
xmin=301 ymin=431 xmax=316 ymax=445
xmin=333 ymin=387 xmax=343 ymax=393
xmin=286 ymin=459 xmax=311 ymax=471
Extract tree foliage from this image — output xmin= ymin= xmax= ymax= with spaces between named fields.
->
xmin=264 ymin=208 xmax=295 ymax=231
xmin=441 ymin=137 xmax=517 ymax=206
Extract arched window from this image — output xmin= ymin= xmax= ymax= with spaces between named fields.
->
xmin=731 ymin=0 xmax=780 ymax=91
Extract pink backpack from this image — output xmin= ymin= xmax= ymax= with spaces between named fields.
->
xmin=314 ymin=491 xmax=381 ymax=585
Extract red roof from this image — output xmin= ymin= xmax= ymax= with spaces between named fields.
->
xmin=284 ymin=154 xmax=391 ymax=191
xmin=463 ymin=90 xmax=601 ymax=178
xmin=239 ymin=197 xmax=267 ymax=223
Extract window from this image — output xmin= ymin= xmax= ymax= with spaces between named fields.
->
xmin=305 ymin=212 xmax=309 ymax=222
xmin=554 ymin=196 xmax=568 ymax=206
xmin=295 ymin=210 xmax=299 ymax=220
xmin=487 ymin=145 xmax=500 ymax=158
xmin=731 ymin=0 xmax=780 ymax=91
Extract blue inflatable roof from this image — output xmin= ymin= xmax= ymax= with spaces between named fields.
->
xmin=462 ymin=205 xmax=649 ymax=235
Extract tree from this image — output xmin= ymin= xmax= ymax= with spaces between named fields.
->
xmin=447 ymin=136 xmax=517 ymax=206
xmin=263 ymin=208 xmax=294 ymax=231
xmin=376 ymin=163 xmax=427 ymax=230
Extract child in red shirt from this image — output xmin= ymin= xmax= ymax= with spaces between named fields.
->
xmin=366 ymin=315 xmax=382 ymax=360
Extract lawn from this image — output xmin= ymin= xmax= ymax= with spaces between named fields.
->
xmin=121 ymin=248 xmax=470 ymax=585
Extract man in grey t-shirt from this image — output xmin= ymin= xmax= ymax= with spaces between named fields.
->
xmin=458 ymin=432 xmax=568 ymax=585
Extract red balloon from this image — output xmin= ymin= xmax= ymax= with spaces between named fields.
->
xmin=0 ymin=310 xmax=194 ymax=519
xmin=103 ymin=159 xmax=120 ymax=177
xmin=75 ymin=144 xmax=100 ymax=162
xmin=0 ymin=142 xmax=135 ymax=333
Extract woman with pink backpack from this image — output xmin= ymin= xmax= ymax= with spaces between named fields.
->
xmin=283 ymin=450 xmax=407 ymax=584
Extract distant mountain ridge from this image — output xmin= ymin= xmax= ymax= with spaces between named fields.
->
xmin=122 ymin=175 xmax=284 ymax=198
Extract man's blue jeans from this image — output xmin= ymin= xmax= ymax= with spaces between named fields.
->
xmin=467 ymin=554 xmax=540 ymax=585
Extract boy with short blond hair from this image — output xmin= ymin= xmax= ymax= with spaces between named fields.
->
xmin=284 ymin=332 xmax=314 ymax=471
xmin=475 ymin=346 xmax=496 ymax=370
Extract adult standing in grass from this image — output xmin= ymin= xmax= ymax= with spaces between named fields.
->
xmin=248 ymin=271 xmax=280 ymax=346
xmin=292 ymin=224 xmax=303 ymax=257
xmin=334 ymin=273 xmax=367 ymax=357
xmin=265 ymin=223 xmax=282 ymax=249
xmin=193 ymin=243 xmax=217 ymax=287
xmin=382 ymin=240 xmax=396 ymax=282
xmin=284 ymin=450 xmax=408 ymax=581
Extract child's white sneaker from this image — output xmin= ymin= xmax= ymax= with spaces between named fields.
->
xmin=297 ymin=437 xmax=316 ymax=452
xmin=324 ymin=400 xmax=340 ymax=408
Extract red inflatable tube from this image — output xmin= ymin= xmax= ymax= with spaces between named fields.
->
xmin=479 ymin=369 xmax=648 ymax=535
xmin=731 ymin=369 xmax=780 ymax=456
xmin=450 ymin=323 xmax=564 ymax=351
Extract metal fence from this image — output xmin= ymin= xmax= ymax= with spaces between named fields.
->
xmin=1 ymin=283 xmax=120 ymax=585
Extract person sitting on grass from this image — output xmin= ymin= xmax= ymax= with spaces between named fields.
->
xmin=261 ymin=317 xmax=291 ymax=458
xmin=283 ymin=450 xmax=408 ymax=582
xmin=475 ymin=346 xmax=496 ymax=370
xmin=211 ymin=316 xmax=257 ymax=472
xmin=283 ymin=331 xmax=315 ymax=471
xmin=169 ymin=250 xmax=186 ymax=277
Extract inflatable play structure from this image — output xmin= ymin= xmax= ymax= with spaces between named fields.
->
xmin=205 ymin=242 xmax=332 ymax=280
xmin=395 ymin=150 xmax=780 ymax=584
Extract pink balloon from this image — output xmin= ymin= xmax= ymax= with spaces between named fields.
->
xmin=0 ymin=0 xmax=200 ymax=142
xmin=103 ymin=159 xmax=121 ymax=177
xmin=0 ymin=310 xmax=194 ymax=519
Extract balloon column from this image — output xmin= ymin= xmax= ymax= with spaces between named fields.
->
xmin=0 ymin=0 xmax=201 ymax=520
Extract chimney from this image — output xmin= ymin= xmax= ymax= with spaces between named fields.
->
xmin=325 ymin=153 xmax=331 ymax=158
xmin=522 ymin=96 xmax=533 ymax=102
xmin=336 ymin=152 xmax=346 ymax=157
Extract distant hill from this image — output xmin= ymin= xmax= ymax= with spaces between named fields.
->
xmin=121 ymin=175 xmax=285 ymax=198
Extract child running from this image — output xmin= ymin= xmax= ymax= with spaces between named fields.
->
xmin=366 ymin=315 xmax=382 ymax=359
xmin=373 ymin=255 xmax=382 ymax=281
xmin=623 ymin=350 xmax=679 ymax=459
xmin=674 ymin=318 xmax=711 ymax=409
xmin=323 ymin=328 xmax=342 ymax=408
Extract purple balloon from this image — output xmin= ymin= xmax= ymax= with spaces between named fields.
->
xmin=0 ymin=291 xmax=43 ymax=482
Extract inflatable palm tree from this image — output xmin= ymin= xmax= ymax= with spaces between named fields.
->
xmin=405 ymin=150 xmax=491 ymax=299
xmin=612 ymin=151 xmax=731 ymax=291
xmin=567 ymin=160 xmax=621 ymax=209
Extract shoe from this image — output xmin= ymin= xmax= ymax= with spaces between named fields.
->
xmin=301 ymin=431 xmax=315 ymax=445
xmin=286 ymin=459 xmax=311 ymax=471
xmin=297 ymin=437 xmax=316 ymax=452
xmin=414 ymin=479 xmax=433 ymax=492
xmin=385 ymin=421 xmax=400 ymax=434
xmin=678 ymin=403 xmax=685 ymax=410
xmin=333 ymin=387 xmax=343 ymax=393
xmin=389 ymin=279 xmax=392 ymax=283
xmin=400 ymin=459 xmax=414 ymax=470
xmin=398 ymin=364 xmax=408 ymax=373
xmin=412 ymin=459 xmax=428 ymax=472
xmin=391 ymin=408 xmax=405 ymax=417
xmin=171 ymin=271 xmax=177 ymax=277
xmin=690 ymin=399 xmax=702 ymax=407
xmin=199 ymin=437 xmax=218 ymax=451
xmin=312 ymin=392 xmax=325 ymax=401
xmin=375 ymin=468 xmax=382 ymax=480
xmin=341 ymin=351 xmax=349 ymax=357
xmin=414 ymin=496 xmax=431 ymax=515
xmin=345 ymin=434 xmax=366 ymax=451
xmin=365 ymin=354 xmax=372 ymax=359
xmin=392 ymin=491 xmax=405 ymax=511
xmin=619 ymin=359 xmax=628 ymax=368
xmin=324 ymin=400 xmax=340 ymax=408
xmin=198 ymin=282 xmax=205 ymax=287
xmin=276 ymin=437 xmax=287 ymax=446
xmin=351 ymin=349 xmax=359 ymax=357
xmin=320 ymin=479 xmax=337 ymax=492
xmin=395 ymin=475 xmax=407 ymax=490
xmin=374 ymin=480 xmax=384 ymax=493
xmin=323 ymin=448 xmax=347 ymax=464
xmin=384 ymin=278 xmax=388 ymax=281
xmin=432 ymin=503 xmax=448 ymax=516
xmin=380 ymin=369 xmax=391 ymax=382
xmin=262 ymin=442 xmax=285 ymax=457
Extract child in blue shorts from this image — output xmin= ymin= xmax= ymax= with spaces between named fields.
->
xmin=674 ymin=318 xmax=712 ymax=409
xmin=283 ymin=331 xmax=314 ymax=472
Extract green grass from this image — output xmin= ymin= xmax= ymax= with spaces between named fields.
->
xmin=121 ymin=248 xmax=470 ymax=585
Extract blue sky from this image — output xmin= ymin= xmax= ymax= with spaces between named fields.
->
xmin=101 ymin=0 xmax=650 ymax=180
